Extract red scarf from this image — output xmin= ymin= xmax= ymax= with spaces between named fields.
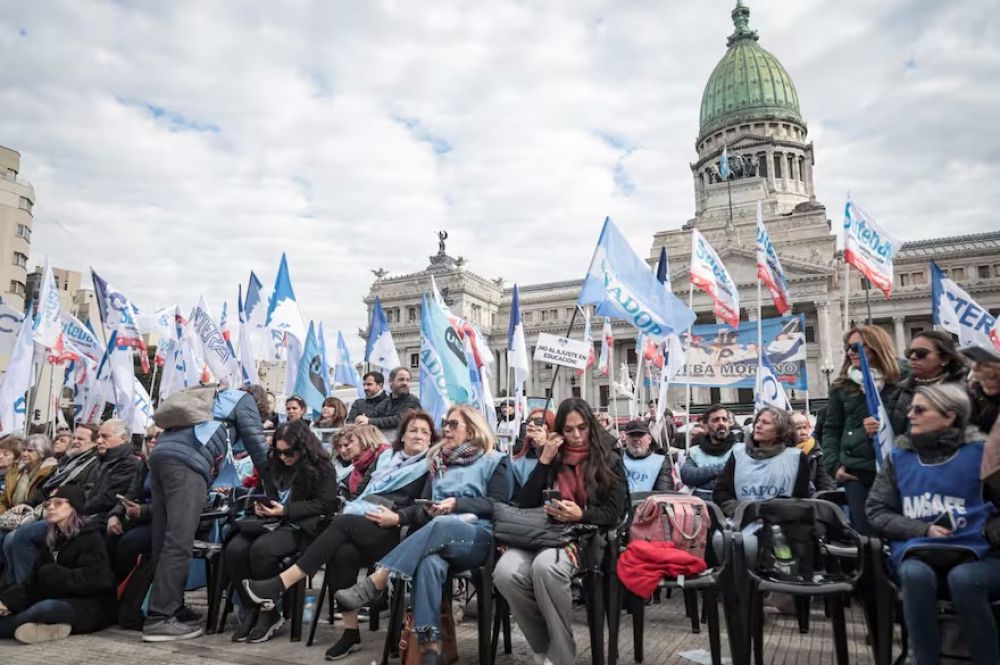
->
xmin=348 ymin=444 xmax=388 ymax=496
xmin=555 ymin=443 xmax=590 ymax=507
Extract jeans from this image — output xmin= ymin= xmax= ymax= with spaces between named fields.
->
xmin=378 ymin=516 xmax=491 ymax=643
xmin=3 ymin=520 xmax=49 ymax=585
xmin=147 ymin=456 xmax=209 ymax=621
xmin=0 ymin=599 xmax=76 ymax=638
xmin=898 ymin=556 xmax=1000 ymax=665
xmin=842 ymin=480 xmax=872 ymax=536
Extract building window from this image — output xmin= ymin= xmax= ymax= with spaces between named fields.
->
xmin=911 ymin=272 xmax=925 ymax=285
xmin=18 ymin=197 xmax=32 ymax=214
xmin=407 ymin=306 xmax=417 ymax=324
xmin=737 ymin=388 xmax=755 ymax=404
xmin=805 ymin=326 xmax=816 ymax=343
xmin=15 ymin=224 xmax=30 ymax=242
xmin=898 ymin=274 xmax=910 ymax=287
xmin=409 ymin=353 xmax=419 ymax=369
xmin=523 ymin=311 xmax=533 ymax=323
xmin=8 ymin=280 xmax=25 ymax=297
xmin=548 ymin=308 xmax=558 ymax=322
xmin=599 ymin=385 xmax=610 ymax=406
xmin=773 ymin=153 xmax=783 ymax=179
xmin=951 ymin=267 xmax=966 ymax=281
xmin=12 ymin=252 xmax=27 ymax=268
xmin=757 ymin=152 xmax=768 ymax=178
xmin=540 ymin=310 xmax=547 ymax=322
xmin=979 ymin=266 xmax=991 ymax=280
xmin=565 ymin=307 xmax=574 ymax=321
xmin=626 ymin=346 xmax=638 ymax=365
xmin=993 ymin=265 xmax=1000 ymax=278
xmin=910 ymin=326 xmax=925 ymax=338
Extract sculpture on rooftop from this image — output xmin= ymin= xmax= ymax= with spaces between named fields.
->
xmin=437 ymin=230 xmax=448 ymax=254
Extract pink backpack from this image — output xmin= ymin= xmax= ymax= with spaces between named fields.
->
xmin=629 ymin=493 xmax=709 ymax=561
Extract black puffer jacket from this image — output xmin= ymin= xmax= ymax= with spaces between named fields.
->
xmin=347 ymin=392 xmax=389 ymax=423
xmin=368 ymin=393 xmax=422 ymax=431
xmin=886 ymin=364 xmax=968 ymax=437
xmin=0 ymin=520 xmax=115 ymax=634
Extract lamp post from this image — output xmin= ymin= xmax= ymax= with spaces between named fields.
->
xmin=821 ymin=360 xmax=835 ymax=393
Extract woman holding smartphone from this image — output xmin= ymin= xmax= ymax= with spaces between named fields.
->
xmin=510 ymin=407 xmax=555 ymax=494
xmin=241 ymin=410 xmax=436 ymax=660
xmin=493 ymin=398 xmax=627 ymax=665
xmin=331 ymin=405 xmax=508 ymax=665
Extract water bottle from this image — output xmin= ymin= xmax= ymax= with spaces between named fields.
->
xmin=303 ymin=591 xmax=317 ymax=626
xmin=770 ymin=525 xmax=799 ymax=577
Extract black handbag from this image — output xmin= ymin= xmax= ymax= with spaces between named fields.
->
xmin=492 ymin=503 xmax=596 ymax=552
xmin=233 ymin=516 xmax=281 ymax=537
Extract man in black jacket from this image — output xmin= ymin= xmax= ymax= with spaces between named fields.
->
xmin=40 ymin=424 xmax=101 ymax=495
xmin=354 ymin=367 xmax=421 ymax=433
xmin=346 ymin=371 xmax=388 ymax=422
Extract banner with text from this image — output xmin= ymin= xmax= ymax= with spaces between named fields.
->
xmin=673 ymin=314 xmax=808 ymax=389
xmin=533 ymin=333 xmax=592 ymax=371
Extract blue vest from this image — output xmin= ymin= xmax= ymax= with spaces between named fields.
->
xmin=431 ymin=451 xmax=505 ymax=529
xmin=624 ymin=452 xmax=665 ymax=493
xmin=889 ymin=441 xmax=995 ymax=568
xmin=510 ymin=455 xmax=539 ymax=488
xmin=731 ymin=444 xmax=802 ymax=503
xmin=688 ymin=446 xmax=733 ymax=469
xmin=343 ymin=449 xmax=429 ymax=516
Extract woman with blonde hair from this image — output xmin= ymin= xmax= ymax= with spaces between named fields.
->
xmin=822 ymin=324 xmax=902 ymax=534
xmin=339 ymin=424 xmax=389 ymax=501
xmin=333 ymin=405 xmax=510 ymax=665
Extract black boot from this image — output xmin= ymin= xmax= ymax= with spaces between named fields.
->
xmin=325 ymin=628 xmax=362 ymax=661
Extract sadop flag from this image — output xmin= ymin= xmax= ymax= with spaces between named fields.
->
xmin=91 ymin=269 xmax=150 ymax=372
xmin=859 ymin=342 xmax=895 ymax=470
xmin=579 ymin=217 xmax=695 ymax=341
xmin=33 ymin=257 xmax=62 ymax=348
xmin=843 ymin=197 xmax=902 ymax=299
xmin=597 ymin=317 xmax=614 ymax=377
xmin=191 ymin=295 xmax=240 ymax=384
xmin=109 ymin=333 xmax=136 ymax=425
xmin=237 ymin=285 xmax=256 ymax=385
xmin=0 ymin=313 xmax=34 ymax=434
xmin=294 ymin=322 xmax=328 ymax=414
xmin=690 ymin=228 xmax=740 ymax=329
xmin=334 ymin=330 xmax=364 ymax=399
xmin=754 ymin=352 xmax=792 ymax=413
xmin=656 ymin=246 xmax=671 ymax=287
xmin=317 ymin=322 xmax=333 ymax=397
xmin=931 ymin=260 xmax=995 ymax=348
xmin=420 ymin=293 xmax=474 ymax=425
xmin=577 ymin=307 xmax=595 ymax=377
xmin=0 ymin=302 xmax=23 ymax=360
xmin=245 ymin=271 xmax=267 ymax=329
xmin=265 ymin=253 xmax=306 ymax=391
xmin=365 ymin=297 xmax=401 ymax=371
xmin=756 ymin=202 xmax=792 ymax=315
xmin=129 ymin=378 xmax=154 ymax=435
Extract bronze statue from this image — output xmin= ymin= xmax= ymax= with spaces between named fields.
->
xmin=437 ymin=230 xmax=448 ymax=254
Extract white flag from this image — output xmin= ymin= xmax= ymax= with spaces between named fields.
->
xmin=0 ymin=314 xmax=35 ymax=434
xmin=690 ymin=229 xmax=740 ymax=329
xmin=33 ymin=258 xmax=62 ymax=348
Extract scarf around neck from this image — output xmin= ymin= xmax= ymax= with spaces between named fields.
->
xmin=348 ymin=444 xmax=388 ymax=496
xmin=371 ymin=449 xmax=426 ymax=484
xmin=430 ymin=441 xmax=485 ymax=479
xmin=746 ymin=437 xmax=787 ymax=460
xmin=698 ymin=431 xmax=736 ymax=457
xmin=796 ymin=437 xmax=816 ymax=456
xmin=848 ymin=366 xmax=884 ymax=393
xmin=556 ymin=443 xmax=590 ymax=507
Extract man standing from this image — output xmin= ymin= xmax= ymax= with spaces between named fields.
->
xmin=142 ymin=386 xmax=274 ymax=642
xmin=642 ymin=399 xmax=676 ymax=451
xmin=346 ymin=371 xmax=388 ymax=423
xmin=354 ymin=367 xmax=420 ymax=433
xmin=791 ymin=411 xmax=835 ymax=493
xmin=680 ymin=405 xmax=737 ymax=501
xmin=622 ymin=420 xmax=674 ymax=493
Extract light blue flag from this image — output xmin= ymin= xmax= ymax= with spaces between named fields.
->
xmin=719 ymin=145 xmax=731 ymax=180
xmin=334 ymin=330 xmax=365 ymax=399
xmin=317 ymin=322 xmax=332 ymax=397
xmin=419 ymin=293 xmax=474 ymax=426
xmin=245 ymin=271 xmax=266 ymax=328
xmin=578 ymin=218 xmax=696 ymax=341
xmin=754 ymin=352 xmax=792 ymax=413
xmin=859 ymin=343 xmax=895 ymax=471
xmin=365 ymin=296 xmax=401 ymax=371
xmin=293 ymin=321 xmax=327 ymax=414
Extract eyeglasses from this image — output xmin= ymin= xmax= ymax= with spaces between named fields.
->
xmin=844 ymin=343 xmax=862 ymax=355
xmin=526 ymin=417 xmax=546 ymax=427
xmin=905 ymin=348 xmax=932 ymax=360
xmin=275 ymin=448 xmax=297 ymax=459
xmin=908 ymin=404 xmax=930 ymax=416
xmin=42 ymin=498 xmax=70 ymax=509
xmin=441 ymin=419 xmax=463 ymax=431
xmin=562 ymin=424 xmax=589 ymax=435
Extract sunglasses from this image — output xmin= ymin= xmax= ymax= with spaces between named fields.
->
xmin=526 ymin=417 xmax=546 ymax=427
xmin=844 ymin=343 xmax=862 ymax=355
xmin=274 ymin=448 xmax=297 ymax=458
xmin=441 ymin=419 xmax=462 ymax=431
xmin=908 ymin=404 xmax=930 ymax=416
xmin=42 ymin=498 xmax=70 ymax=509
xmin=905 ymin=348 xmax=932 ymax=360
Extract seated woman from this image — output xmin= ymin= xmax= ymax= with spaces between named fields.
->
xmin=713 ymin=407 xmax=810 ymax=518
xmin=225 ymin=420 xmax=338 ymax=643
xmin=334 ymin=405 xmax=509 ymax=665
xmin=106 ymin=428 xmax=159 ymax=584
xmin=0 ymin=437 xmax=19 ymax=494
xmin=494 ymin=398 xmax=627 ymax=665
xmin=510 ymin=407 xmax=554 ymax=495
xmin=339 ymin=425 xmax=390 ymax=501
xmin=242 ymin=409 xmax=437 ymax=660
xmin=0 ymin=485 xmax=115 ymax=644
xmin=316 ymin=397 xmax=348 ymax=432
xmin=0 ymin=435 xmax=58 ymax=568
xmin=331 ymin=427 xmax=356 ymax=483
xmin=867 ymin=383 xmax=1000 ymax=665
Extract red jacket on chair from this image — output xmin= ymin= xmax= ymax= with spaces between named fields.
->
xmin=616 ymin=540 xmax=707 ymax=598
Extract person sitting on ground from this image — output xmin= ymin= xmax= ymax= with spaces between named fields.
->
xmin=510 ymin=407 xmax=554 ymax=494
xmin=241 ymin=409 xmax=437 ymax=660
xmin=316 ymin=397 xmax=347 ymax=430
xmin=40 ymin=425 xmax=101 ymax=496
xmin=621 ymin=420 xmax=674 ymax=493
xmin=331 ymin=427 xmax=356 ymax=482
xmin=680 ymin=405 xmax=737 ymax=502
xmin=0 ymin=435 xmax=57 ymax=516
xmin=887 ymin=331 xmax=967 ymax=436
xmin=347 ymin=371 xmax=389 ymax=423
xmin=354 ymin=367 xmax=421 ymax=433
xmin=225 ymin=420 xmax=338 ymax=643
xmin=338 ymin=425 xmax=390 ymax=502
xmin=0 ymin=437 xmax=19 ymax=494
xmin=866 ymin=383 xmax=1000 ymax=665
xmin=106 ymin=427 xmax=159 ymax=585
xmin=0 ymin=485 xmax=115 ymax=644
xmin=494 ymin=398 xmax=627 ymax=665
xmin=713 ymin=407 xmax=810 ymax=518
xmin=790 ymin=412 xmax=835 ymax=494
xmin=333 ymin=405 xmax=509 ymax=665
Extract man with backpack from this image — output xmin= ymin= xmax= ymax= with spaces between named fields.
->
xmin=141 ymin=384 xmax=275 ymax=642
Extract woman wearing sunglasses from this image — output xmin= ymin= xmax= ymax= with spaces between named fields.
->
xmin=867 ymin=383 xmax=1000 ymax=665
xmin=242 ymin=409 xmax=436 ymax=660
xmin=511 ymin=407 xmax=555 ymax=494
xmin=332 ymin=405 xmax=509 ymax=665
xmin=224 ymin=420 xmax=339 ymax=643
xmin=821 ymin=325 xmax=902 ymax=535
xmin=887 ymin=331 xmax=967 ymax=436
xmin=494 ymin=398 xmax=626 ymax=665
xmin=0 ymin=485 xmax=114 ymax=644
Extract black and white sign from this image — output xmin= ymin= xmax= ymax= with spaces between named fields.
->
xmin=533 ymin=333 xmax=591 ymax=370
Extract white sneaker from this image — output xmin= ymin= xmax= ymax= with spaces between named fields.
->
xmin=14 ymin=623 xmax=72 ymax=644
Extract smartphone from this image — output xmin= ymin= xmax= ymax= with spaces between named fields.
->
xmin=542 ymin=489 xmax=563 ymax=503
xmin=413 ymin=499 xmax=433 ymax=509
xmin=932 ymin=510 xmax=957 ymax=531
xmin=960 ymin=343 xmax=1000 ymax=365
xmin=115 ymin=494 xmax=130 ymax=504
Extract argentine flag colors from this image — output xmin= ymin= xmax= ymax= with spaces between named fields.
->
xmin=755 ymin=202 xmax=792 ymax=316
xmin=334 ymin=330 xmax=364 ymax=399
xmin=506 ymin=285 xmax=530 ymax=386
xmin=690 ymin=229 xmax=740 ymax=329
xmin=931 ymin=260 xmax=996 ymax=349
xmin=754 ymin=352 xmax=792 ymax=413
xmin=294 ymin=321 xmax=328 ymax=414
xmin=859 ymin=343 xmax=895 ymax=471
xmin=365 ymin=297 xmax=401 ymax=372
xmin=579 ymin=217 xmax=695 ymax=341
xmin=597 ymin=317 xmax=613 ymax=377
xmin=420 ymin=292 xmax=474 ymax=426
xmin=265 ymin=254 xmax=306 ymax=393
xmin=843 ymin=197 xmax=902 ymax=300
xmin=33 ymin=257 xmax=61 ymax=349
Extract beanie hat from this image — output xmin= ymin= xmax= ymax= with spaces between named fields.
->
xmin=50 ymin=485 xmax=86 ymax=514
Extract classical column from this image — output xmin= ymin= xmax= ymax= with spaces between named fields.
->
xmin=765 ymin=148 xmax=776 ymax=190
xmin=893 ymin=316 xmax=907 ymax=351
xmin=815 ymin=301 xmax=834 ymax=368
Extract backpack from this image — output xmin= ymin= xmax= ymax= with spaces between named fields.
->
xmin=629 ymin=493 xmax=709 ymax=560
xmin=117 ymin=554 xmax=155 ymax=630
xmin=153 ymin=383 xmax=219 ymax=430
xmin=755 ymin=500 xmax=823 ymax=580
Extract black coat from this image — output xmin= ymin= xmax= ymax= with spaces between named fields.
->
xmin=368 ymin=393 xmax=422 ymax=431
xmin=347 ymin=392 xmax=389 ymax=423
xmin=41 ymin=448 xmax=101 ymax=495
xmin=82 ymin=444 xmax=142 ymax=519
xmin=0 ymin=521 xmax=115 ymax=634
xmin=518 ymin=453 xmax=628 ymax=529
xmin=271 ymin=461 xmax=339 ymax=537
xmin=886 ymin=365 xmax=968 ymax=437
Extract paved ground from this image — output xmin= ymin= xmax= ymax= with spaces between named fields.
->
xmin=0 ymin=584 xmax=883 ymax=665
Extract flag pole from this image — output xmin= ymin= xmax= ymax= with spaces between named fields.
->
xmin=757 ymin=276 xmax=764 ymax=376
xmin=148 ymin=360 xmax=160 ymax=406
xmin=862 ymin=277 xmax=874 ymax=324
xmin=46 ymin=361 xmax=57 ymax=433
xmin=23 ymin=359 xmax=41 ymax=435
xmin=684 ymin=283 xmax=694 ymax=452
xmin=609 ymin=340 xmax=620 ymax=430
xmin=842 ymin=260 xmax=851 ymax=332
xmin=547 ymin=308 xmax=580 ymax=403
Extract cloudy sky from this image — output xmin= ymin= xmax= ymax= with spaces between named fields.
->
xmin=2 ymin=0 xmax=997 ymax=355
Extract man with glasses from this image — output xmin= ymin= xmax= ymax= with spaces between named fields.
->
xmin=346 ymin=371 xmax=388 ymax=423
xmin=621 ymin=420 xmax=674 ymax=493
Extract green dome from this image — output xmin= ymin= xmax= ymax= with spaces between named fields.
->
xmin=699 ymin=2 xmax=801 ymax=139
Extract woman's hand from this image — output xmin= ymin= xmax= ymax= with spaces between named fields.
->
xmin=254 ymin=500 xmax=285 ymax=518
xmin=364 ymin=507 xmax=401 ymax=528
xmin=123 ymin=499 xmax=141 ymax=520
xmin=107 ymin=516 xmax=124 ymax=536
xmin=835 ymin=466 xmax=858 ymax=483
xmin=430 ymin=497 xmax=457 ymax=516
xmin=545 ymin=499 xmax=583 ymax=523
xmin=0 ymin=601 xmax=8 ymax=616
xmin=862 ymin=417 xmax=880 ymax=436
xmin=927 ymin=525 xmax=951 ymax=538
xmin=538 ymin=433 xmax=565 ymax=465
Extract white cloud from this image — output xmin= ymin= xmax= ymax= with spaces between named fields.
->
xmin=1 ymin=0 xmax=997 ymax=359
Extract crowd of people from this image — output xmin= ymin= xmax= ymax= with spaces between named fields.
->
xmin=0 ymin=327 xmax=997 ymax=665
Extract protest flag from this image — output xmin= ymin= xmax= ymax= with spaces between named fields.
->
xmin=859 ymin=342 xmax=895 ymax=470
xmin=365 ymin=297 xmax=401 ymax=372
xmin=334 ymin=330 xmax=364 ymax=399
xmin=755 ymin=201 xmax=792 ymax=316
xmin=0 ymin=313 xmax=34 ymax=434
xmin=294 ymin=321 xmax=328 ymax=415
xmin=690 ymin=228 xmax=740 ymax=329
xmin=843 ymin=197 xmax=902 ymax=299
